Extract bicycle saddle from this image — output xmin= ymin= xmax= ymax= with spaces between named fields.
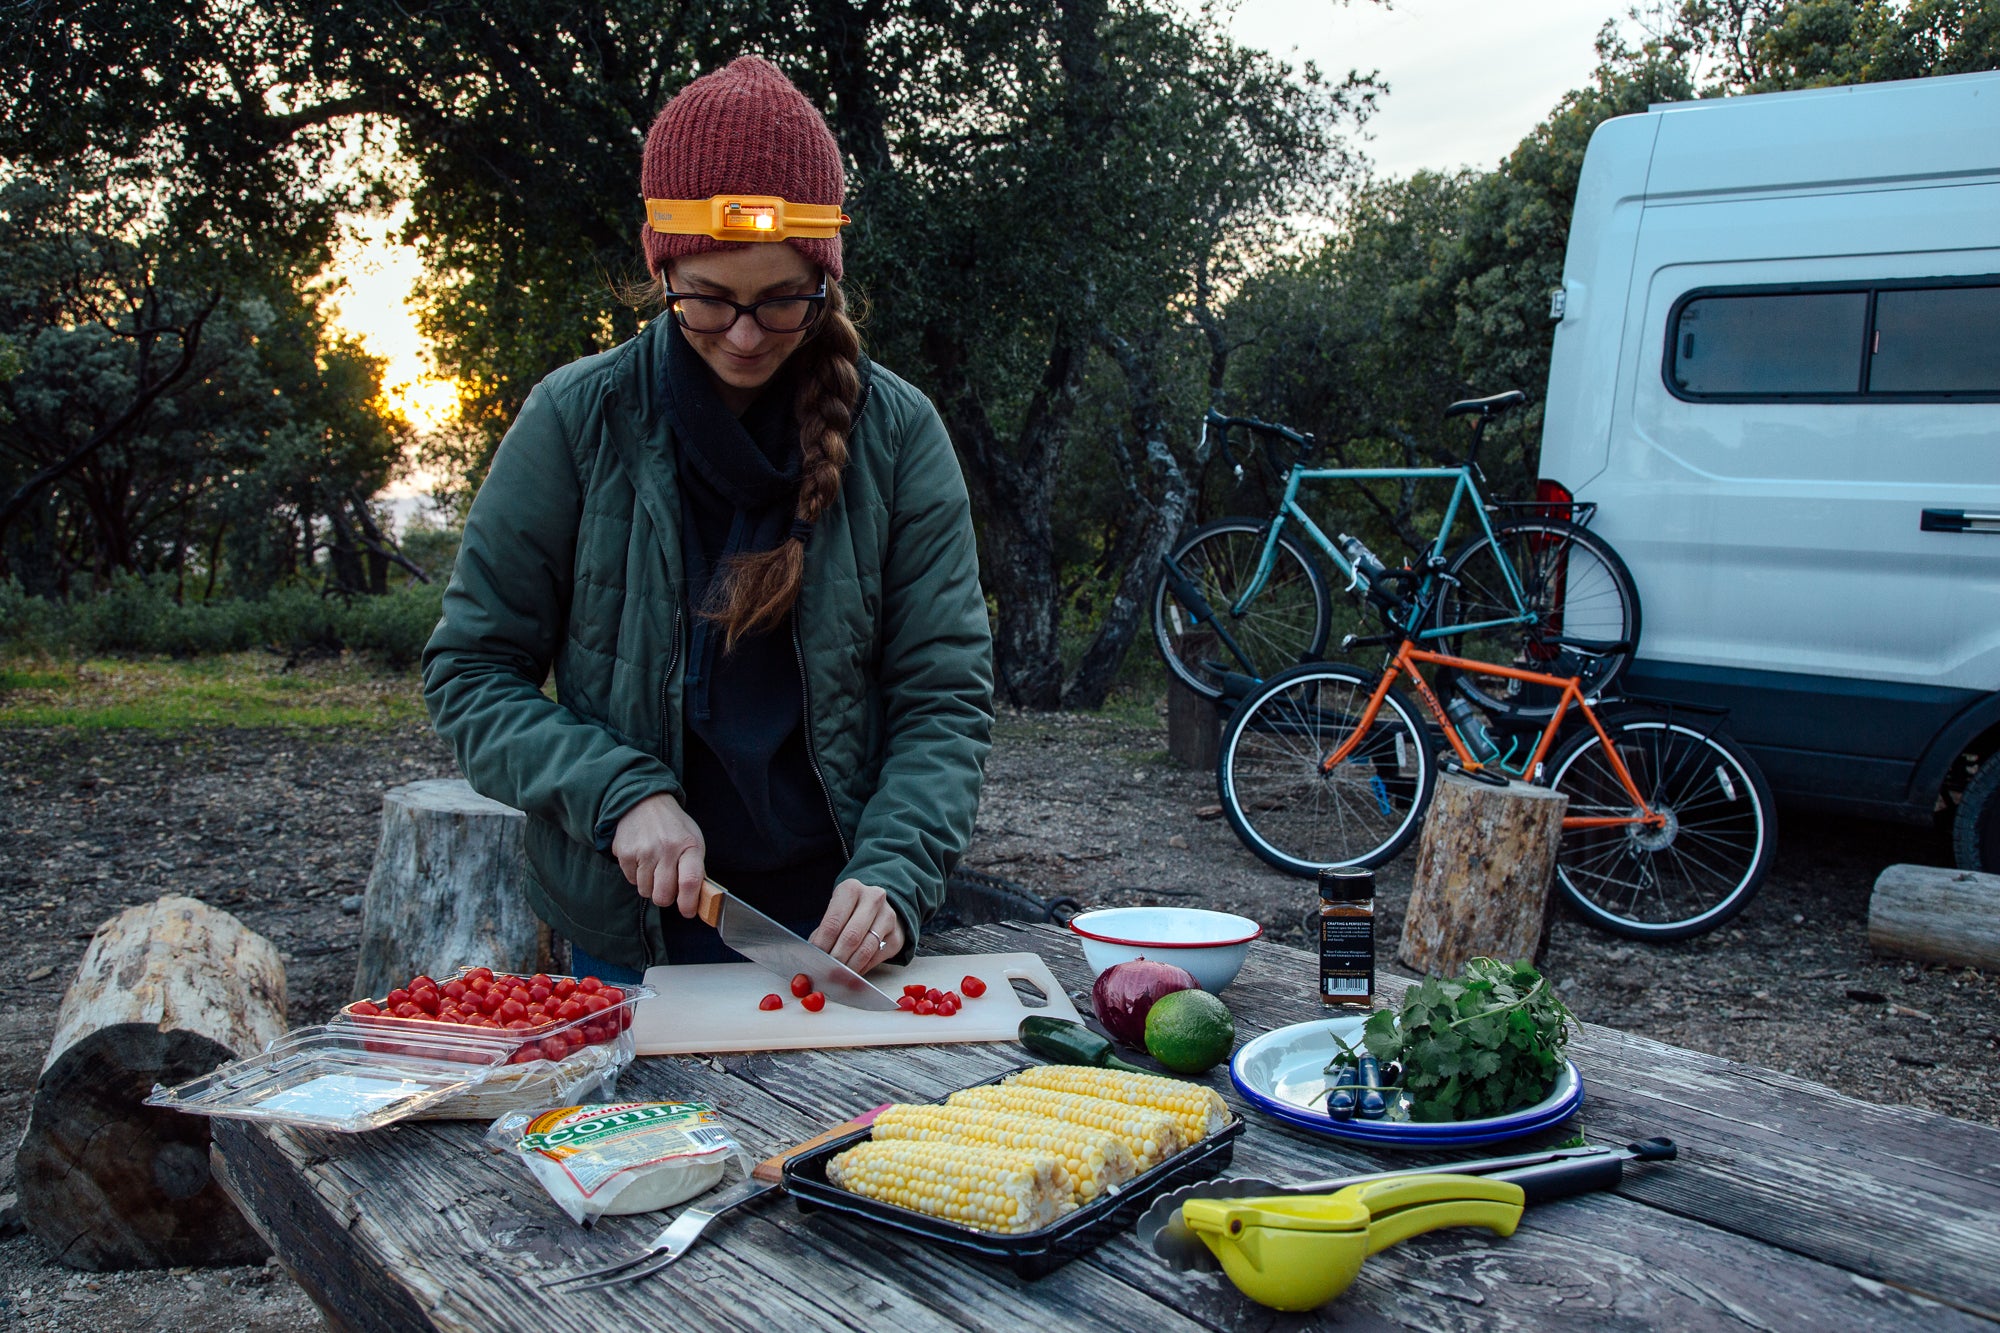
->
xmin=1443 ymin=390 xmax=1527 ymax=419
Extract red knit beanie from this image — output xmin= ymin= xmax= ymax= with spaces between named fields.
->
xmin=640 ymin=57 xmax=845 ymax=281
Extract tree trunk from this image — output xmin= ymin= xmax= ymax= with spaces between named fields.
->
xmin=15 ymin=895 xmax=285 ymax=1270
xmin=352 ymin=779 xmax=547 ymax=1001
xmin=1868 ymin=864 xmax=2000 ymax=971
xmin=1165 ymin=657 xmax=1221 ymax=770
xmin=1399 ymin=775 xmax=1568 ymax=976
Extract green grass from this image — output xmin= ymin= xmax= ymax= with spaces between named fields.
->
xmin=0 ymin=654 xmax=427 ymax=730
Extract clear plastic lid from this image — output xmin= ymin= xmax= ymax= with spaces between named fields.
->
xmin=334 ymin=970 xmax=654 ymax=1060
xmin=146 ymin=1025 xmax=516 ymax=1133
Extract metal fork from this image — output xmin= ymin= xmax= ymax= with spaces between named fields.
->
xmin=541 ymin=1178 xmax=776 ymax=1292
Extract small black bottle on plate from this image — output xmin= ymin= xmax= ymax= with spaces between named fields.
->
xmin=1318 ymin=867 xmax=1376 ymax=1010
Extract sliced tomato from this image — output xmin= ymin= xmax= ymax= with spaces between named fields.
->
xmin=960 ymin=975 xmax=987 ymax=998
xmin=758 ymin=993 xmax=784 ymax=1011
xmin=801 ymin=992 xmax=826 ymax=1012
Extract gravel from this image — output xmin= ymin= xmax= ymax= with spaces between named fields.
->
xmin=1 ymin=704 xmax=1995 ymax=1327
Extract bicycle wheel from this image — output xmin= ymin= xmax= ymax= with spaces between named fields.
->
xmin=1546 ymin=712 xmax=1776 ymax=940
xmin=1151 ymin=518 xmax=1332 ymax=702
xmin=1433 ymin=519 xmax=1640 ymax=719
xmin=1218 ymin=662 xmax=1437 ymax=876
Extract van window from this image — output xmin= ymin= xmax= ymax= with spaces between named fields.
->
xmin=1670 ymin=292 xmax=1868 ymax=396
xmin=1869 ymin=285 xmax=2000 ymax=393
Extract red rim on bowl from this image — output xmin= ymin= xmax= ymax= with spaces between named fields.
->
xmin=1068 ymin=912 xmax=1264 ymax=949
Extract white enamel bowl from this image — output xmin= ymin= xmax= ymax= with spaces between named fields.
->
xmin=1067 ymin=906 xmax=1263 ymax=992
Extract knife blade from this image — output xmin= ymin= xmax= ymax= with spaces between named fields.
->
xmin=697 ymin=879 xmax=901 ymax=1011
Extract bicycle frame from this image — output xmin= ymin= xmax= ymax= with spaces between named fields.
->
xmin=1233 ymin=462 xmax=1533 ymax=642
xmin=1319 ymin=639 xmax=1665 ymax=834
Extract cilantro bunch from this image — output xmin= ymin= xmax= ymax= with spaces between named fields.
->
xmin=1359 ymin=957 xmax=1575 ymax=1122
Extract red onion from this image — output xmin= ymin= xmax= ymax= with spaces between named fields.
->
xmin=1091 ymin=959 xmax=1199 ymax=1047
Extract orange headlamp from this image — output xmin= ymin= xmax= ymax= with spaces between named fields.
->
xmin=645 ymin=194 xmax=851 ymax=242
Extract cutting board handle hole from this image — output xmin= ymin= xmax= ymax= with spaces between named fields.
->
xmin=1007 ymin=973 xmax=1050 ymax=1008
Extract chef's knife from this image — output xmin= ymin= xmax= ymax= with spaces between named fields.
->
xmin=697 ymin=879 xmax=901 ymax=1011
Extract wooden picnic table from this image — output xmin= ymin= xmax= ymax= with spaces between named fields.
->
xmin=211 ymin=922 xmax=2000 ymax=1331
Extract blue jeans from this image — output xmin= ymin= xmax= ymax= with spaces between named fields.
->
xmin=564 ymin=943 xmax=646 ymax=987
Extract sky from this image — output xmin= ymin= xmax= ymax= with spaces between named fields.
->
xmin=328 ymin=0 xmax=1627 ymax=498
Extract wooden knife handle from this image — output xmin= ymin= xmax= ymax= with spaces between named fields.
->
xmin=751 ymin=1105 xmax=889 ymax=1184
xmin=697 ymin=878 xmax=726 ymax=928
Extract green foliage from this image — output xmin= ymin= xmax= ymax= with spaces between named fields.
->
xmin=0 ymin=573 xmax=443 ymax=666
xmin=1357 ymin=957 xmax=1575 ymax=1122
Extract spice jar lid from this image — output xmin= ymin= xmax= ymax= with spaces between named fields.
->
xmin=1318 ymin=867 xmax=1375 ymax=901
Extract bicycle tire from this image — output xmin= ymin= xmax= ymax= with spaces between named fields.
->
xmin=1432 ymin=519 xmax=1640 ymax=719
xmin=1546 ymin=712 xmax=1775 ymax=941
xmin=1151 ymin=518 xmax=1333 ymax=701
xmin=1218 ymin=662 xmax=1437 ymax=876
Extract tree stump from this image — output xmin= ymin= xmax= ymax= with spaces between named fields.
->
xmin=1400 ymin=774 xmax=1568 ymax=976
xmin=1166 ymin=666 xmax=1222 ymax=771
xmin=15 ymin=895 xmax=285 ymax=1270
xmin=352 ymin=778 xmax=546 ymax=1000
xmin=1868 ymin=864 xmax=2000 ymax=971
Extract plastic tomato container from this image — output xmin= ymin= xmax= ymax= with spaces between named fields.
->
xmin=336 ymin=969 xmax=654 ymax=1071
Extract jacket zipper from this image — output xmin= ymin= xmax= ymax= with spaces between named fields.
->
xmin=659 ymin=602 xmax=683 ymax=762
xmin=793 ymin=618 xmax=852 ymax=861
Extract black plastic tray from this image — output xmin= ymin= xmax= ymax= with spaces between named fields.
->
xmin=782 ymin=1078 xmax=1245 ymax=1279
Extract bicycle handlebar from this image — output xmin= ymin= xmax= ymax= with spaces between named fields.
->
xmin=1204 ymin=408 xmax=1316 ymax=475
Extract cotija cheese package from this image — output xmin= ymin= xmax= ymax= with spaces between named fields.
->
xmin=487 ymin=1101 xmax=749 ymax=1224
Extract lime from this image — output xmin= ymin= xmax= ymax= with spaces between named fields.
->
xmin=1143 ymin=988 xmax=1236 ymax=1074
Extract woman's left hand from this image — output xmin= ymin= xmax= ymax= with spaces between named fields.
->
xmin=809 ymin=879 xmax=905 ymax=975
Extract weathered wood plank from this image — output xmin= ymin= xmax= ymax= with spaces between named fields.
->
xmin=935 ymin=925 xmax=2000 ymax=1323
xmin=1868 ymin=863 xmax=2000 ymax=970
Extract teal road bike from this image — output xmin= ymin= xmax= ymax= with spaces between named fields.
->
xmin=1150 ymin=391 xmax=1642 ymax=722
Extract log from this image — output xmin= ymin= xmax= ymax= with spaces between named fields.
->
xmin=352 ymin=778 xmax=546 ymax=1001
xmin=1165 ymin=666 xmax=1221 ymax=771
xmin=15 ymin=895 xmax=285 ymax=1270
xmin=1868 ymin=863 xmax=2000 ymax=971
xmin=1399 ymin=773 xmax=1568 ymax=976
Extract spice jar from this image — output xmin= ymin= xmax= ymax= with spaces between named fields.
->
xmin=1318 ymin=867 xmax=1375 ymax=1009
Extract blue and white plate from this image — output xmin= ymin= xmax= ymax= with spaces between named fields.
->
xmin=1230 ymin=1015 xmax=1583 ymax=1149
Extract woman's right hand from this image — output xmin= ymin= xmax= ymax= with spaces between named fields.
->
xmin=611 ymin=793 xmax=707 ymax=916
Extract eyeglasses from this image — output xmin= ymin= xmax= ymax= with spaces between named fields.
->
xmin=664 ymin=281 xmax=827 ymax=334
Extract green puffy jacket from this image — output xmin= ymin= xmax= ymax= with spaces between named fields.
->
xmin=421 ymin=315 xmax=994 ymax=969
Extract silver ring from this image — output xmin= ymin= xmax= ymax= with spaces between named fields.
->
xmin=869 ymin=930 xmax=889 ymax=950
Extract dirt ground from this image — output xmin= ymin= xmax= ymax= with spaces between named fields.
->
xmin=2 ymin=702 xmax=1996 ymax=1329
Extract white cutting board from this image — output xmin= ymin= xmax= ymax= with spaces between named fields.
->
xmin=632 ymin=951 xmax=1084 ymax=1055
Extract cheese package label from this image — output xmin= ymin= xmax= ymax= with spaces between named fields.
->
xmin=489 ymin=1101 xmax=748 ymax=1223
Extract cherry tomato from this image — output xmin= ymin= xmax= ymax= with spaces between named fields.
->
xmin=510 ymin=985 xmax=532 ymax=1004
xmin=896 ymin=995 xmax=917 ymax=1012
xmin=442 ymin=980 xmax=469 ymax=1001
xmin=504 ymin=1018 xmax=534 ymax=1032
xmin=467 ymin=967 xmax=494 ymax=983
xmin=801 ymin=992 xmax=826 ymax=1012
xmin=393 ymin=1002 xmax=423 ymax=1019
xmin=914 ymin=998 xmax=935 ymax=1015
xmin=925 ymin=988 xmax=945 ymax=1004
xmin=960 ymin=975 xmax=987 ymax=998
xmin=579 ymin=976 xmax=604 ymax=994
xmin=478 ymin=992 xmax=503 ymax=1016
xmin=600 ymin=987 xmax=625 ymax=1006
xmin=385 ymin=988 xmax=411 ymax=1008
xmin=938 ymin=999 xmax=958 ymax=1016
xmin=540 ymin=1034 xmax=572 ymax=1061
xmin=508 ymin=1043 xmax=543 ymax=1064
xmin=758 ymin=993 xmax=784 ymax=1011
xmin=351 ymin=1001 xmax=382 ymax=1018
xmin=580 ymin=994 xmax=609 ymax=1015
xmin=410 ymin=974 xmax=436 ymax=991
xmin=467 ymin=976 xmax=490 ymax=995
xmin=555 ymin=999 xmax=585 ymax=1022
xmin=528 ymin=984 xmax=552 ymax=1005
xmin=903 ymin=984 xmax=929 ymax=998
xmin=790 ymin=973 xmax=813 ymax=998
xmin=530 ymin=973 xmax=552 ymax=990
xmin=552 ymin=979 xmax=577 ymax=1000
xmin=414 ymin=993 xmax=441 ymax=1016
xmin=499 ymin=998 xmax=528 ymax=1022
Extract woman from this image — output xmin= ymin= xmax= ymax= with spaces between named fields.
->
xmin=422 ymin=57 xmax=993 ymax=986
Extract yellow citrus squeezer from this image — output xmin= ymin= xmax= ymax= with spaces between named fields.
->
xmin=1180 ymin=1173 xmax=1527 ymax=1311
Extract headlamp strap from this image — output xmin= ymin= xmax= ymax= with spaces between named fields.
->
xmin=646 ymin=194 xmax=851 ymax=242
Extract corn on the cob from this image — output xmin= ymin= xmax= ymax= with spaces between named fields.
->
xmin=1005 ymin=1064 xmax=1230 ymax=1145
xmin=825 ymin=1139 xmax=1068 ymax=1234
xmin=869 ymin=1103 xmax=1138 ymax=1201
xmin=947 ymin=1084 xmax=1181 ymax=1168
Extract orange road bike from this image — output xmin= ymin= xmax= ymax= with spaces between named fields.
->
xmin=1216 ymin=564 xmax=1775 ymax=941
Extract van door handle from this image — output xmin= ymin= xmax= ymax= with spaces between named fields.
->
xmin=1920 ymin=509 xmax=2000 ymax=534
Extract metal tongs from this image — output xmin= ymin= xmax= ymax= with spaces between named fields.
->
xmin=540 ymin=1177 xmax=776 ymax=1292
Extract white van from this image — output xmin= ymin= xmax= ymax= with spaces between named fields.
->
xmin=1536 ymin=70 xmax=2000 ymax=870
